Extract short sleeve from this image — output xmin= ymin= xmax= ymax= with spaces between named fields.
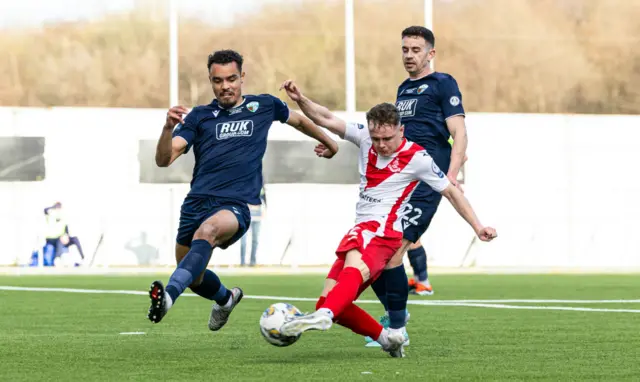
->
xmin=438 ymin=76 xmax=465 ymax=119
xmin=172 ymin=109 xmax=198 ymax=153
xmin=343 ymin=121 xmax=369 ymax=147
xmin=268 ymin=95 xmax=290 ymax=123
xmin=412 ymin=151 xmax=450 ymax=192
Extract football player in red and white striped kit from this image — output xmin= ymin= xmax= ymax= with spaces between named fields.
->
xmin=277 ymin=80 xmax=497 ymax=358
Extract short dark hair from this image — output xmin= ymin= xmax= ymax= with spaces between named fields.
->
xmin=402 ymin=26 xmax=435 ymax=47
xmin=366 ymin=103 xmax=400 ymax=128
xmin=207 ymin=49 xmax=243 ymax=72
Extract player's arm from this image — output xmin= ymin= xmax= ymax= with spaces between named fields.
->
xmin=440 ymin=76 xmax=468 ymax=182
xmin=156 ymin=106 xmax=191 ymax=167
xmin=440 ymin=184 xmax=497 ymax=240
xmin=280 ymin=80 xmax=347 ymax=138
xmin=285 ymin=111 xmax=340 ymax=157
xmin=446 ymin=116 xmax=468 ymax=180
xmin=156 ymin=130 xmax=187 ymax=167
xmin=413 ymin=152 xmax=496 ymax=241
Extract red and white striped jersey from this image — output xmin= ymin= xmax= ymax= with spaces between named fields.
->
xmin=343 ymin=122 xmax=450 ymax=239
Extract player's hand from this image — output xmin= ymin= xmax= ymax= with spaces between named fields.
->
xmin=280 ymin=80 xmax=303 ymax=102
xmin=165 ymin=105 xmax=189 ymax=130
xmin=60 ymin=234 xmax=70 ymax=245
xmin=314 ymin=143 xmax=338 ymax=159
xmin=476 ymin=227 xmax=497 ymax=242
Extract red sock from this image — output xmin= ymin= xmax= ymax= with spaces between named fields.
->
xmin=318 ymin=285 xmax=382 ymax=339
xmin=335 ymin=303 xmax=384 ymax=339
xmin=321 ymin=267 xmax=363 ymax=317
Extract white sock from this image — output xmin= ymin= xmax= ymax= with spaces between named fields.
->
xmin=222 ymin=292 xmax=234 ymax=309
xmin=419 ymin=279 xmax=431 ymax=287
xmin=317 ymin=307 xmax=334 ymax=319
xmin=377 ymin=328 xmax=390 ymax=347
xmin=164 ymin=292 xmax=173 ymax=310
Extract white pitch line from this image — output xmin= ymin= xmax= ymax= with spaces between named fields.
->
xmin=406 ymin=301 xmax=640 ymax=313
xmin=415 ymin=299 xmax=640 ymax=304
xmin=1 ymin=286 xmax=639 ymax=313
xmin=245 ymin=295 xmax=640 ymax=305
xmin=0 ymin=286 xmax=149 ymax=296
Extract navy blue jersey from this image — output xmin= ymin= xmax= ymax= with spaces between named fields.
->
xmin=396 ymin=72 xmax=464 ymax=198
xmin=396 ymin=72 xmax=464 ymax=152
xmin=173 ymin=94 xmax=289 ymax=205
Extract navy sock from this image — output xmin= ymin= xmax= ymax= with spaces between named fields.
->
xmin=385 ymin=264 xmax=409 ymax=329
xmin=190 ymin=269 xmax=232 ymax=306
xmin=408 ymin=246 xmax=428 ymax=282
xmin=370 ymin=272 xmax=389 ymax=312
xmin=166 ymin=239 xmax=212 ymax=303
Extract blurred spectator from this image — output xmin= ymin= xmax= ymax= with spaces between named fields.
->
xmin=240 ymin=185 xmax=266 ymax=267
xmin=42 ymin=202 xmax=84 ymax=266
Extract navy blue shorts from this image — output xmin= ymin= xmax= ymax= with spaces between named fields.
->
xmin=176 ymin=195 xmax=251 ymax=249
xmin=402 ymin=183 xmax=444 ymax=243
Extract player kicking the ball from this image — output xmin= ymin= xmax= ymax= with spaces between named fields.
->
xmin=278 ymin=80 xmax=496 ymax=357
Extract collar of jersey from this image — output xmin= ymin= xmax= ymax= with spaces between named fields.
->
xmin=212 ymin=96 xmax=247 ymax=110
xmin=408 ymin=71 xmax=437 ymax=82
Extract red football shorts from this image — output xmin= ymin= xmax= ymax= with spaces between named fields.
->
xmin=327 ymin=221 xmax=402 ymax=285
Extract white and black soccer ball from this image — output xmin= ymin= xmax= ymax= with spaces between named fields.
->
xmin=259 ymin=302 xmax=304 ymax=347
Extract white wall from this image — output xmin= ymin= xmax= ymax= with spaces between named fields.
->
xmin=1 ymin=107 xmax=638 ymax=268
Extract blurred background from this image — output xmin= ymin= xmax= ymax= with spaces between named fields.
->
xmin=1 ymin=0 xmax=639 ymax=270
xmin=3 ymin=0 xmax=639 ymax=112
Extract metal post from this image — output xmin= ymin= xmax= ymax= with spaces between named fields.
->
xmin=345 ymin=0 xmax=356 ymax=112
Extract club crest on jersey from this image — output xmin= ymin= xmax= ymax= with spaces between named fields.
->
xmin=247 ymin=101 xmax=259 ymax=112
xmin=449 ymin=96 xmax=461 ymax=106
xmin=216 ymin=120 xmax=254 ymax=140
xmin=396 ymin=99 xmax=417 ymax=118
xmin=417 ymin=84 xmax=429 ymax=94
xmin=388 ymin=158 xmax=401 ymax=173
xmin=432 ymin=161 xmax=445 ymax=178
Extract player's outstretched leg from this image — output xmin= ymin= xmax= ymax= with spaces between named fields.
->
xmin=408 ymin=244 xmax=433 ymax=295
xmin=148 ymin=280 xmax=170 ymax=323
xmin=341 ymin=302 xmax=406 ymax=357
xmin=147 ymin=209 xmax=243 ymax=326
xmin=313 ymin=296 xmax=405 ymax=358
xmin=365 ymin=274 xmax=389 ymax=344
xmin=281 ymin=251 xmax=366 ymax=336
xmin=147 ymin=239 xmax=213 ymax=323
xmin=366 ymin=264 xmax=411 ymax=348
xmin=365 ymin=272 xmax=411 ymax=346
xmin=278 ymin=266 xmax=362 ymax=336
xmin=188 ymin=268 xmax=244 ymax=331
xmin=371 ymin=271 xmax=389 ymax=312
xmin=208 ymin=286 xmax=243 ymax=331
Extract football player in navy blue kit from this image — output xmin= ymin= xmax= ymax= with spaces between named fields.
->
xmin=148 ymin=50 xmax=339 ymax=329
xmin=366 ymin=26 xmax=470 ymax=347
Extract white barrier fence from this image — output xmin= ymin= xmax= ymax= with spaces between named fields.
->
xmin=1 ymin=107 xmax=639 ymax=269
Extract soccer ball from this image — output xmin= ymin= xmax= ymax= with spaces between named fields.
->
xmin=259 ymin=302 xmax=304 ymax=347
